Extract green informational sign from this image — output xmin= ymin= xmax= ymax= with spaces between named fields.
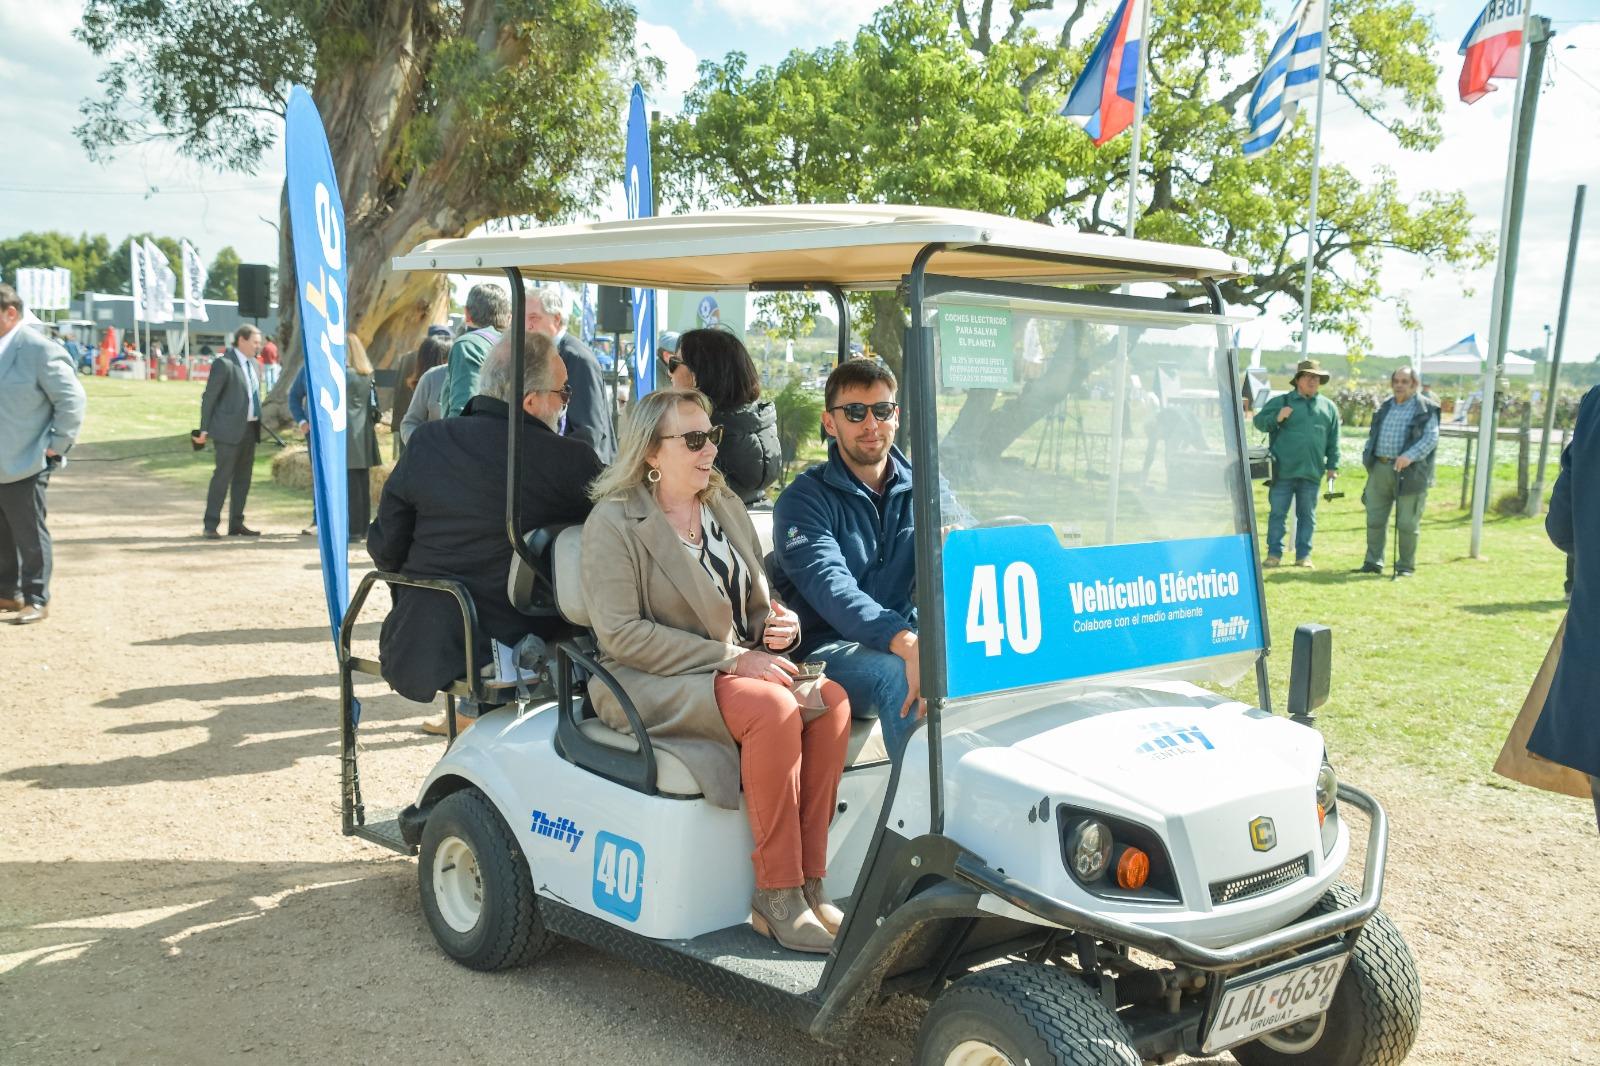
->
xmin=939 ymin=305 xmax=1015 ymax=389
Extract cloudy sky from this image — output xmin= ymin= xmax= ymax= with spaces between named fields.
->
xmin=3 ymin=0 xmax=1596 ymax=358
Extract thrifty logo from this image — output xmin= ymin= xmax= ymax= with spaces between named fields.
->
xmin=1211 ymin=615 xmax=1251 ymax=643
xmin=530 ymin=810 xmax=585 ymax=853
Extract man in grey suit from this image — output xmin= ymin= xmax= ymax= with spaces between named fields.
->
xmin=196 ymin=324 xmax=265 ymax=538
xmin=524 ymin=284 xmax=615 ymax=462
xmin=0 ymin=284 xmax=87 ymax=625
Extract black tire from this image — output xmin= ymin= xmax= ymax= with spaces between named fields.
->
xmin=917 ymin=963 xmax=1140 ymax=1066
xmin=418 ymin=787 xmax=554 ymax=971
xmin=1232 ymin=884 xmax=1421 ymax=1066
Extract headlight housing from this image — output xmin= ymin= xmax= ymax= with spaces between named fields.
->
xmin=1317 ymin=760 xmax=1339 ymax=855
xmin=1065 ymin=818 xmax=1114 ymax=883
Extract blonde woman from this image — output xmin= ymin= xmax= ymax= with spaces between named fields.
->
xmin=582 ymin=389 xmax=851 ymax=953
xmin=345 ymin=334 xmax=382 ymax=541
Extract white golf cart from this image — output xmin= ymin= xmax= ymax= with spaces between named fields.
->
xmin=338 ymin=205 xmax=1420 ymax=1065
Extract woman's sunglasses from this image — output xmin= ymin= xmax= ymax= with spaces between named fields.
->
xmin=659 ymin=425 xmax=724 ymax=451
xmin=828 ymin=401 xmax=899 ymax=423
xmin=664 ymin=356 xmax=685 ymax=373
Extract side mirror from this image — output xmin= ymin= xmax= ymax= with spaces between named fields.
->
xmin=1287 ymin=623 xmax=1332 ymax=724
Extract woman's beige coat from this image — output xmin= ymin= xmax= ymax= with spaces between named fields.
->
xmin=580 ymin=484 xmax=777 ymax=810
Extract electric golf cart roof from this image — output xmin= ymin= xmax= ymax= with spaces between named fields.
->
xmin=391 ymin=203 xmax=1246 ymax=289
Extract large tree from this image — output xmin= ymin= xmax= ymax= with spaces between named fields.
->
xmin=657 ymin=0 xmax=1490 ymax=383
xmin=76 ymin=0 xmax=650 ymax=405
xmin=205 ymin=246 xmax=243 ymax=300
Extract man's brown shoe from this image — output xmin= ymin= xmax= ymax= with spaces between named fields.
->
xmin=13 ymin=604 xmax=48 ymax=625
xmin=1263 ymin=556 xmax=1282 ymax=568
xmin=0 ymin=597 xmax=22 ymax=612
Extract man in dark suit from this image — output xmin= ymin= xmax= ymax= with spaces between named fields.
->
xmin=1534 ymin=384 xmax=1600 ymax=832
xmin=367 ymin=331 xmax=602 ymax=727
xmin=196 ymin=324 xmax=265 ymax=538
xmin=0 ymin=285 xmax=87 ymax=625
xmin=525 ymin=284 xmax=614 ymax=462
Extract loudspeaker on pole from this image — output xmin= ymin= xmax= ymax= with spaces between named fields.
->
xmin=237 ymin=264 xmax=273 ymax=319
xmin=597 ymin=285 xmax=633 ymax=334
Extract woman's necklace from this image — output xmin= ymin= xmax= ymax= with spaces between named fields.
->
xmin=660 ymin=496 xmax=700 ymax=543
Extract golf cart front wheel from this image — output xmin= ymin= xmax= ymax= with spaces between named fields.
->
xmin=1232 ymin=884 xmax=1421 ymax=1066
xmin=916 ymin=963 xmax=1139 ymax=1066
xmin=418 ymin=787 xmax=554 ymax=971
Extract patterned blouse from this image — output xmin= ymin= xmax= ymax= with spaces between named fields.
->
xmin=680 ymin=504 xmax=754 ymax=643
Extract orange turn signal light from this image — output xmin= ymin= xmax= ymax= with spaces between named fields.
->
xmin=1316 ymin=803 xmax=1327 ymax=826
xmin=1115 ymin=846 xmax=1150 ymax=890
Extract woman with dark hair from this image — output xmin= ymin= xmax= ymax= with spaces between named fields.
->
xmin=390 ymin=327 xmax=452 ymax=458
xmin=400 ymin=334 xmax=454 ymax=447
xmin=669 ymin=328 xmax=782 ymax=506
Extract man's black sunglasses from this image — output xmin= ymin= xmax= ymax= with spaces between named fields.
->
xmin=828 ymin=401 xmax=899 ymax=423
xmin=659 ymin=425 xmax=724 ymax=451
xmin=546 ymin=383 xmax=572 ymax=401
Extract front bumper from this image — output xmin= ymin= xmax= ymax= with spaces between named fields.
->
xmin=953 ymin=783 xmax=1386 ymax=973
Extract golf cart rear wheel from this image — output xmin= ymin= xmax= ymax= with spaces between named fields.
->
xmin=418 ymin=787 xmax=554 ymax=971
xmin=1232 ymin=884 xmax=1420 ymax=1066
xmin=917 ymin=963 xmax=1139 ymax=1066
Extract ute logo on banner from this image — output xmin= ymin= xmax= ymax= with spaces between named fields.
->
xmin=942 ymin=526 xmax=1264 ymax=699
xmin=284 ymin=85 xmax=352 ymax=697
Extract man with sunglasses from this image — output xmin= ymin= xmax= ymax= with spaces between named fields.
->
xmin=367 ymin=332 xmax=601 ymax=733
xmin=773 ymin=360 xmax=922 ymax=758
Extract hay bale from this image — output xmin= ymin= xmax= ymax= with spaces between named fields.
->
xmin=271 ymin=445 xmax=391 ymax=497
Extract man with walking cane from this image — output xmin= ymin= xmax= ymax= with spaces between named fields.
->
xmin=1357 ymin=367 xmax=1439 ymax=577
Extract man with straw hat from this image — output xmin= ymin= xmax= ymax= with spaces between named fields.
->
xmin=1252 ymin=358 xmax=1341 ymax=569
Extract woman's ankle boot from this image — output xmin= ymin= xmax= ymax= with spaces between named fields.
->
xmin=801 ymin=877 xmax=844 ymax=936
xmin=750 ymin=888 xmax=835 ymax=953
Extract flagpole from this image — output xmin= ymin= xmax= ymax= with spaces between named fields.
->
xmin=1469 ymin=8 xmax=1538 ymax=557
xmin=1299 ymin=0 xmax=1332 ymax=360
xmin=1105 ymin=0 xmax=1154 ymax=542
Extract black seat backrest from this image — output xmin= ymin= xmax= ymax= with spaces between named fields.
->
xmin=507 ymin=524 xmax=571 ymax=617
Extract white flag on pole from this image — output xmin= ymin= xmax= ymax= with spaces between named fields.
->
xmin=129 ymin=242 xmax=148 ymax=323
xmin=181 ymin=240 xmax=209 ymax=322
xmin=52 ymin=266 xmax=72 ymax=310
xmin=142 ymin=238 xmax=176 ymax=322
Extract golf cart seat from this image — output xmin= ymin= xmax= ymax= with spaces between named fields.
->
xmin=533 ymin=519 xmax=886 ymax=799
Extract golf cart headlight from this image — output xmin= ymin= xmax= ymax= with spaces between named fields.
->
xmin=1317 ymin=761 xmax=1339 ymax=855
xmin=1315 ymin=762 xmax=1338 ymax=820
xmin=1066 ymin=819 xmax=1114 ymax=883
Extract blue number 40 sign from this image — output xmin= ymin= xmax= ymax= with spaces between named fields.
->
xmin=592 ymin=831 xmax=646 ymax=922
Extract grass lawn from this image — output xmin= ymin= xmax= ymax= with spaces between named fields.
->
xmin=68 ymin=375 xmax=1570 ymax=799
xmin=72 ymin=377 xmax=312 ymax=523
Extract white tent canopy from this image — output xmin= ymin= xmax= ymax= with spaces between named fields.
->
xmin=1418 ymin=351 xmax=1536 ymax=377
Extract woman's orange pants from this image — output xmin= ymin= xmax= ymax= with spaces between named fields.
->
xmin=714 ymin=675 xmax=851 ymax=890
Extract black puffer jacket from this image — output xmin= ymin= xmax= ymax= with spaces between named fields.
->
xmin=713 ymin=400 xmax=782 ymax=506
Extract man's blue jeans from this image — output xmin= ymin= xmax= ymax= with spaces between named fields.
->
xmin=1266 ymin=477 xmax=1320 ymax=561
xmin=809 ymin=639 xmax=918 ymax=759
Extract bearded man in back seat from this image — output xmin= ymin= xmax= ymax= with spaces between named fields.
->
xmin=367 ymin=332 xmax=602 ymax=731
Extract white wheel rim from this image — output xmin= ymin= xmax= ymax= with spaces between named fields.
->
xmin=1258 ymin=1011 xmax=1328 ymax=1053
xmin=432 ymin=835 xmax=484 ymax=934
xmin=944 ymin=1040 xmax=1015 ymax=1066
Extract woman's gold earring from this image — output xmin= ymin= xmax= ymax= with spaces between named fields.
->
xmin=646 ymin=467 xmax=661 ymax=485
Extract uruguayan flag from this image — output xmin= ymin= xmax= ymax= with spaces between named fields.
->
xmin=1242 ymin=0 xmax=1325 ymax=157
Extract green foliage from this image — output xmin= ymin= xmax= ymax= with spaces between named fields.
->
xmin=657 ymin=0 xmax=1491 ymax=355
xmin=205 ymin=246 xmax=241 ymax=300
xmin=0 ymin=231 xmax=112 ymax=301
xmin=771 ymin=377 xmax=825 ymax=466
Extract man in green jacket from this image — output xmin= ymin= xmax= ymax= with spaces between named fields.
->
xmin=439 ymin=284 xmax=511 ymax=419
xmin=1252 ymin=359 xmax=1341 ymax=568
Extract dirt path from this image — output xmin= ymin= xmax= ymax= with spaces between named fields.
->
xmin=2 ymin=465 xmax=1596 ymax=1065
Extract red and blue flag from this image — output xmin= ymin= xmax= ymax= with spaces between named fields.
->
xmin=1459 ymin=0 xmax=1526 ymax=104
xmin=1061 ymin=0 xmax=1148 ymax=146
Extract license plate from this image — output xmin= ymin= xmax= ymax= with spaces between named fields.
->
xmin=1202 ymin=950 xmax=1349 ymax=1053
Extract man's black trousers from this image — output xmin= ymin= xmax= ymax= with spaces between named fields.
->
xmin=204 ymin=426 xmax=259 ymax=533
xmin=0 ymin=469 xmax=53 ymax=606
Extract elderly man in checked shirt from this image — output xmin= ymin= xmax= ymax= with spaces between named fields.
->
xmin=1358 ymin=367 xmax=1441 ymax=577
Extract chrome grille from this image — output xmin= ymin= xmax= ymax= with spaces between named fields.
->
xmin=1209 ymin=854 xmax=1310 ymax=905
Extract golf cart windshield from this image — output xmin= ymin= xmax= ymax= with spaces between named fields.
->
xmin=921 ymin=285 xmax=1265 ymax=702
